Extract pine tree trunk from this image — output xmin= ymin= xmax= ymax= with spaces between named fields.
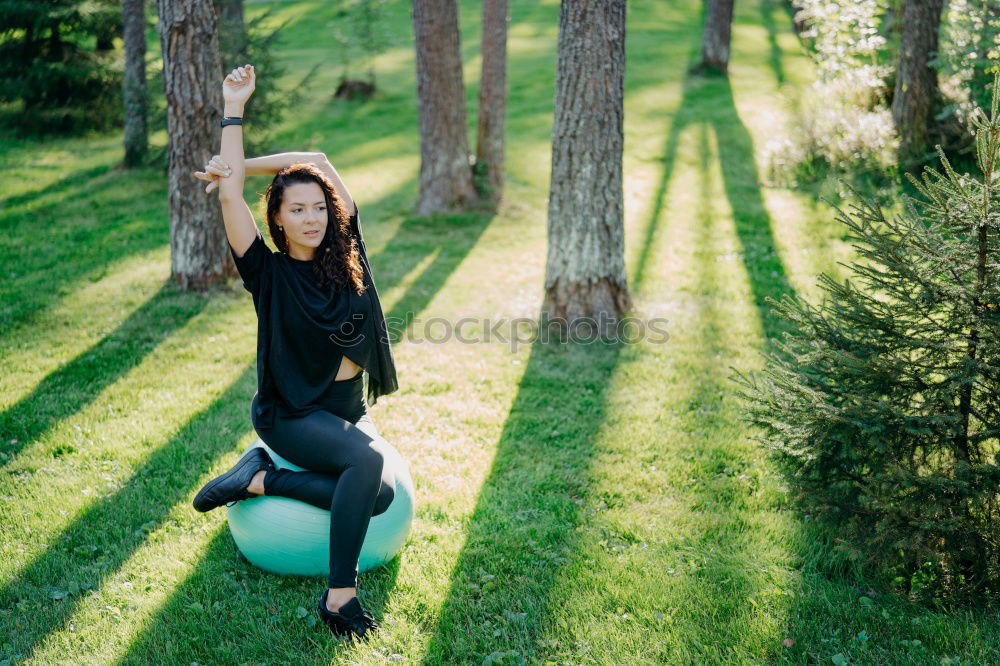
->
xmin=412 ymin=0 xmax=478 ymax=215
xmin=122 ymin=0 xmax=148 ymax=168
xmin=216 ymin=0 xmax=243 ymax=26
xmin=474 ymin=0 xmax=509 ymax=206
xmin=543 ymin=0 xmax=632 ymax=340
xmin=213 ymin=0 xmax=246 ymax=55
xmin=788 ymin=0 xmax=807 ymax=37
xmin=699 ymin=0 xmax=734 ymax=74
xmin=156 ymin=0 xmax=236 ymax=290
xmin=96 ymin=30 xmax=115 ymax=51
xmin=892 ymin=0 xmax=945 ymax=168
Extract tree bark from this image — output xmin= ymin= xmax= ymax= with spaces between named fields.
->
xmin=788 ymin=0 xmax=807 ymax=37
xmin=213 ymin=0 xmax=246 ymax=56
xmin=698 ymin=0 xmax=735 ymax=74
xmin=95 ymin=0 xmax=118 ymax=51
xmin=156 ymin=0 xmax=236 ymax=290
xmin=892 ymin=0 xmax=945 ymax=169
xmin=412 ymin=0 xmax=479 ymax=215
xmin=543 ymin=0 xmax=632 ymax=341
xmin=216 ymin=0 xmax=244 ymax=26
xmin=474 ymin=0 xmax=509 ymax=206
xmin=122 ymin=0 xmax=148 ymax=167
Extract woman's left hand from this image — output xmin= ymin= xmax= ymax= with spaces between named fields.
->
xmin=192 ymin=155 xmax=232 ymax=193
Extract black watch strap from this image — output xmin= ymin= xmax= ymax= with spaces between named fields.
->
xmin=221 ymin=116 xmax=243 ymax=128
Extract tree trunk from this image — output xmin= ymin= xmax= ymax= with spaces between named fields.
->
xmin=122 ymin=0 xmax=148 ymax=168
xmin=216 ymin=0 xmax=243 ymax=26
xmin=213 ymin=0 xmax=246 ymax=56
xmin=788 ymin=0 xmax=807 ymax=37
xmin=412 ymin=0 xmax=478 ymax=215
xmin=96 ymin=1 xmax=117 ymax=52
xmin=892 ymin=0 xmax=945 ymax=169
xmin=156 ymin=0 xmax=236 ymax=290
xmin=543 ymin=0 xmax=632 ymax=341
xmin=697 ymin=0 xmax=734 ymax=74
xmin=474 ymin=0 xmax=509 ymax=206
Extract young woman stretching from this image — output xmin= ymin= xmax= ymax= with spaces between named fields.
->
xmin=190 ymin=64 xmax=399 ymax=641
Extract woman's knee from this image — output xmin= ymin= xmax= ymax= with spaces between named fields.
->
xmin=354 ymin=444 xmax=385 ymax=481
xmin=372 ymin=480 xmax=395 ymax=516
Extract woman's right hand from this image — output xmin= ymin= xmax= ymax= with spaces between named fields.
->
xmin=192 ymin=154 xmax=232 ymax=193
xmin=223 ymin=64 xmax=256 ymax=106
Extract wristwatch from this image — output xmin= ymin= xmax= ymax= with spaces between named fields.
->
xmin=221 ymin=116 xmax=243 ymax=128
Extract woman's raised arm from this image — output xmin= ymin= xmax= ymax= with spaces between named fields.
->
xmin=244 ymin=152 xmax=324 ymax=177
xmin=216 ymin=64 xmax=258 ymax=258
xmin=312 ymin=155 xmax=357 ymax=216
xmin=245 ymin=150 xmax=357 ymax=215
xmin=196 ymin=148 xmax=357 ymax=219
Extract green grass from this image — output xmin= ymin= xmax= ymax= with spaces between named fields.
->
xmin=1 ymin=0 xmax=998 ymax=663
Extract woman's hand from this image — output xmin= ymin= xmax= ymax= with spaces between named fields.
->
xmin=192 ymin=155 xmax=233 ymax=193
xmin=222 ymin=64 xmax=256 ymax=107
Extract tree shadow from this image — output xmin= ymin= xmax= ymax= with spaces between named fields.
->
xmin=2 ymin=163 xmax=116 ymax=213
xmin=760 ymin=0 xmax=789 ymax=87
xmin=633 ymin=58 xmax=799 ymax=349
xmin=645 ymin=121 xmax=800 ymax=660
xmin=112 ymin=520 xmax=403 ymax=664
xmin=379 ymin=210 xmax=496 ymax=337
xmin=421 ymin=339 xmax=624 ymax=662
xmin=0 ymin=162 xmax=169 ymax=338
xmin=711 ymin=73 xmax=799 ymax=348
xmin=0 ymin=368 xmax=257 ymax=662
xmin=0 ymin=281 xmax=212 ymax=468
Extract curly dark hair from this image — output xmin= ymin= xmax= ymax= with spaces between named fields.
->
xmin=260 ymin=163 xmax=367 ymax=294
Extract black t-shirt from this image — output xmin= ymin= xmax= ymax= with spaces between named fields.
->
xmin=229 ymin=204 xmax=399 ymax=429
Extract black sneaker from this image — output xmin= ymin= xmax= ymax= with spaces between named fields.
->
xmin=192 ymin=447 xmax=275 ymax=512
xmin=317 ymin=589 xmax=380 ymax=640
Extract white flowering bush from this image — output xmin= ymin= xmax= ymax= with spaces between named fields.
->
xmin=766 ymin=0 xmax=899 ymax=185
xmin=934 ymin=0 xmax=1000 ymax=140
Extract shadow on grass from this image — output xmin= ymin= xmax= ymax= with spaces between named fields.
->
xmin=649 ymin=121 xmax=800 ymax=661
xmin=711 ymin=73 xmax=798 ymax=348
xmin=0 ymin=368 xmax=256 ymax=662
xmin=421 ymin=339 xmax=624 ymax=662
xmin=1 ymin=164 xmax=118 ymax=214
xmin=759 ymin=0 xmax=790 ymax=87
xmin=380 ymin=210 xmax=496 ymax=335
xmin=111 ymin=520 xmax=403 ymax=664
xmin=0 ymin=281 xmax=211 ymax=468
xmin=633 ymin=58 xmax=798 ymax=349
xmin=0 ymin=163 xmax=169 ymax=338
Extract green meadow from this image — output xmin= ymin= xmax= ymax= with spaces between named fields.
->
xmin=2 ymin=0 xmax=998 ymax=663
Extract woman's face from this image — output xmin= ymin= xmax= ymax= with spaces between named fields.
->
xmin=278 ymin=181 xmax=329 ymax=256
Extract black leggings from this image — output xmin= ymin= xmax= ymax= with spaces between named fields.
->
xmin=250 ymin=374 xmax=396 ymax=589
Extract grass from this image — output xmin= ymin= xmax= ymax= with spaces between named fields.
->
xmin=1 ymin=0 xmax=999 ymax=663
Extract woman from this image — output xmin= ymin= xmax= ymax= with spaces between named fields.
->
xmin=190 ymin=64 xmax=399 ymax=642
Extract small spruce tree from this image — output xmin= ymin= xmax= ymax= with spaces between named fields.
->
xmin=733 ymin=70 xmax=1000 ymax=604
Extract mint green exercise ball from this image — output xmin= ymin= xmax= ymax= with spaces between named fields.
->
xmin=226 ymin=438 xmax=415 ymax=577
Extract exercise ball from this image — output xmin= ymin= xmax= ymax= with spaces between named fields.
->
xmin=226 ymin=437 xmax=415 ymax=577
